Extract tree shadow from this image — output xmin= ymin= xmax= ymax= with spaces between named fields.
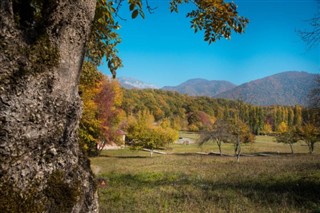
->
xmin=98 ymin=154 xmax=148 ymax=159
xmin=100 ymin=170 xmax=320 ymax=212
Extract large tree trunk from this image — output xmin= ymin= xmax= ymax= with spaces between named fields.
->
xmin=0 ymin=1 xmax=98 ymax=212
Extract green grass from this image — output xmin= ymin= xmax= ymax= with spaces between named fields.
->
xmin=179 ymin=131 xmax=200 ymax=140
xmin=171 ymin=135 xmax=319 ymax=155
xmin=91 ymin=135 xmax=320 ymax=213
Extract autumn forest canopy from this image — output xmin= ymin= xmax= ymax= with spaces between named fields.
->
xmin=79 ymin=62 xmax=320 ymax=156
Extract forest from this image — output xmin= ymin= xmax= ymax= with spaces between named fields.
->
xmin=79 ymin=62 xmax=320 ymax=156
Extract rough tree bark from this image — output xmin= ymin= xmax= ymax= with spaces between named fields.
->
xmin=0 ymin=0 xmax=98 ymax=212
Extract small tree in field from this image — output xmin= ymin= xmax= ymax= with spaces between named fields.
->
xmin=198 ymin=119 xmax=254 ymax=159
xmin=230 ymin=119 xmax=255 ymax=162
xmin=126 ymin=111 xmax=178 ymax=156
xmin=299 ymin=123 xmax=320 ymax=154
xmin=275 ymin=127 xmax=299 ymax=154
xmin=198 ymin=120 xmax=234 ymax=156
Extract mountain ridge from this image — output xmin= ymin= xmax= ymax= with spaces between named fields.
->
xmin=162 ymin=78 xmax=237 ymax=97
xmin=214 ymin=71 xmax=318 ymax=106
xmin=118 ymin=71 xmax=319 ymax=106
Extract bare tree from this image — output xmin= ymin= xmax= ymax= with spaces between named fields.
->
xmin=198 ymin=120 xmax=235 ymax=156
xmin=298 ymin=0 xmax=320 ymax=48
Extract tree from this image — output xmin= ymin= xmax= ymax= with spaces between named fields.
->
xmin=277 ymin=121 xmax=288 ymax=133
xmin=275 ymin=127 xmax=299 ymax=154
xmin=298 ymin=0 xmax=320 ymax=123
xmin=298 ymin=0 xmax=320 ymax=48
xmin=262 ymin=122 xmax=273 ymax=135
xmin=198 ymin=120 xmax=235 ymax=156
xmin=1 ymin=0 xmax=248 ymax=211
xmin=187 ymin=110 xmax=215 ymax=131
xmin=299 ymin=123 xmax=320 ymax=154
xmin=79 ymin=62 xmax=104 ymax=156
xmin=126 ymin=111 xmax=178 ymax=155
xmin=294 ymin=105 xmax=303 ymax=127
xmin=0 ymin=1 xmax=98 ymax=211
xmin=95 ymin=76 xmax=123 ymax=153
xmin=230 ymin=119 xmax=255 ymax=162
xmin=79 ymin=63 xmax=124 ymax=156
xmin=171 ymin=0 xmax=249 ymax=43
xmin=198 ymin=119 xmax=254 ymax=158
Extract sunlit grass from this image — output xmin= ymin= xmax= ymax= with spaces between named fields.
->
xmin=172 ymin=135 xmax=319 ymax=155
xmin=179 ymin=131 xmax=200 ymax=140
xmin=91 ymin=135 xmax=320 ymax=213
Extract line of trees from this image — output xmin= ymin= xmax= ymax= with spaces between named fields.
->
xmin=121 ymin=88 xmax=319 ymax=135
xmin=276 ymin=124 xmax=320 ymax=154
xmin=78 ymin=79 xmax=319 ymax=156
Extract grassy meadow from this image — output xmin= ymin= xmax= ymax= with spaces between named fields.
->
xmin=90 ymin=135 xmax=320 ymax=213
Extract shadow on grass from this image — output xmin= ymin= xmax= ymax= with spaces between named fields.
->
xmin=99 ymin=154 xmax=149 ymax=159
xmin=174 ymin=152 xmax=317 ymax=157
xmin=173 ymin=153 xmax=208 ymax=157
xmin=211 ymin=177 xmax=320 ymax=207
xmin=101 ymin=171 xmax=320 ymax=212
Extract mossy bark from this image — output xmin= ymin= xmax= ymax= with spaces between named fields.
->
xmin=0 ymin=1 xmax=98 ymax=212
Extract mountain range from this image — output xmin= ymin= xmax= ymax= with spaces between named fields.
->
xmin=119 ymin=71 xmax=319 ymax=106
xmin=214 ymin=71 xmax=318 ymax=106
xmin=162 ymin=79 xmax=236 ymax=97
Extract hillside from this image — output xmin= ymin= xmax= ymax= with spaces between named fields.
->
xmin=162 ymin=78 xmax=236 ymax=97
xmin=215 ymin=71 xmax=319 ymax=106
xmin=121 ymin=88 xmax=317 ymax=134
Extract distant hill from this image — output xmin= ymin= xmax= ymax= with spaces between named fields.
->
xmin=118 ymin=77 xmax=158 ymax=89
xmin=215 ymin=71 xmax=319 ymax=106
xmin=162 ymin=78 xmax=236 ymax=97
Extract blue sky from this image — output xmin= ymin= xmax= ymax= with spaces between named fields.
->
xmin=99 ymin=0 xmax=320 ymax=87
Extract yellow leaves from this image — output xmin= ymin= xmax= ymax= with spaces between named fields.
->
xmin=160 ymin=118 xmax=171 ymax=129
xmin=111 ymin=80 xmax=123 ymax=106
xmin=79 ymin=62 xmax=124 ymax=155
xmin=126 ymin=114 xmax=179 ymax=149
xmin=263 ymin=123 xmax=273 ymax=134
xmin=297 ymin=123 xmax=319 ymax=154
xmin=134 ymin=110 xmax=155 ymax=129
xmin=278 ymin=122 xmax=288 ymax=133
xmin=79 ymin=64 xmax=102 ymax=128
xmin=300 ymin=123 xmax=319 ymax=138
